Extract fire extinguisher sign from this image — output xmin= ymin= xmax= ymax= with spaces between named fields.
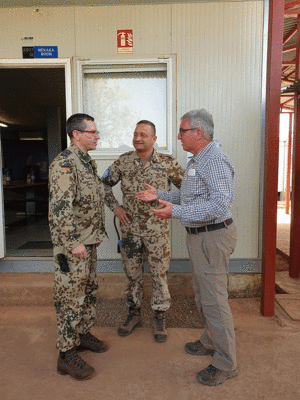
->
xmin=117 ymin=30 xmax=133 ymax=54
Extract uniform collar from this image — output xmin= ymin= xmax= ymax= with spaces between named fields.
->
xmin=131 ymin=149 xmax=157 ymax=163
xmin=69 ymin=142 xmax=92 ymax=165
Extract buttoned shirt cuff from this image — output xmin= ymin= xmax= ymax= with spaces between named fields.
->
xmin=171 ymin=205 xmax=182 ymax=219
xmin=157 ymin=189 xmax=164 ymax=200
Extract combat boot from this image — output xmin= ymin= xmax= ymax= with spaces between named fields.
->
xmin=77 ymin=332 xmax=109 ymax=353
xmin=57 ymin=348 xmax=95 ymax=380
xmin=153 ymin=311 xmax=167 ymax=342
xmin=117 ymin=308 xmax=141 ymax=336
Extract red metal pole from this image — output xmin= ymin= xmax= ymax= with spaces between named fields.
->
xmin=289 ymin=15 xmax=300 ymax=278
xmin=261 ymin=0 xmax=284 ymax=317
xmin=285 ymin=113 xmax=292 ymax=214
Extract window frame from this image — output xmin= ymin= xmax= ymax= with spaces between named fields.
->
xmin=75 ymin=56 xmax=176 ymax=159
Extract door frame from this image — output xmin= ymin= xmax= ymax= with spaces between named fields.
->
xmin=0 ymin=58 xmax=72 ymax=259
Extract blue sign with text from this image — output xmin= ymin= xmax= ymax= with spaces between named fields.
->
xmin=34 ymin=46 xmax=58 ymax=58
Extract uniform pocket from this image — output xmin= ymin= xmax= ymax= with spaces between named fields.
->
xmin=78 ymin=178 xmax=98 ymax=204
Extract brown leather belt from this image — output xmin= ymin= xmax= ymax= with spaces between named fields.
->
xmin=185 ymin=218 xmax=233 ymax=234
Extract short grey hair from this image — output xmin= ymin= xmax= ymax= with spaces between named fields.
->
xmin=181 ymin=109 xmax=214 ymax=140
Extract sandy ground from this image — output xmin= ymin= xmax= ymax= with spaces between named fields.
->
xmin=1 ymin=298 xmax=300 ymax=400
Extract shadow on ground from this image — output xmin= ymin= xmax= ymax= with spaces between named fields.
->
xmin=276 ymin=252 xmax=289 ymax=271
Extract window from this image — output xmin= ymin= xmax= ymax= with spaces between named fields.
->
xmin=76 ymin=58 xmax=175 ymax=158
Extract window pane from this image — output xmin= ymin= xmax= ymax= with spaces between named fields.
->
xmin=83 ymin=70 xmax=167 ymax=150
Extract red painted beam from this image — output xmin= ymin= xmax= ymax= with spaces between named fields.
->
xmin=283 ymin=69 xmax=295 ymax=79
xmin=283 ymin=45 xmax=296 ymax=52
xmin=283 ymin=26 xmax=297 ymax=45
xmin=289 ymin=15 xmax=300 ymax=278
xmin=281 ymin=97 xmax=294 ymax=106
xmin=285 ymin=8 xmax=300 ymax=14
xmin=281 ymin=78 xmax=295 ymax=83
xmin=285 ymin=0 xmax=300 ymax=10
xmin=282 ymin=61 xmax=296 ymax=65
xmin=261 ymin=0 xmax=284 ymax=317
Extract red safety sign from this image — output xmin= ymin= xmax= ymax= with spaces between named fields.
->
xmin=117 ymin=30 xmax=133 ymax=54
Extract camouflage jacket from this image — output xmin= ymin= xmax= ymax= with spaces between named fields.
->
xmin=49 ymin=142 xmax=108 ymax=252
xmin=102 ymin=150 xmax=184 ymax=220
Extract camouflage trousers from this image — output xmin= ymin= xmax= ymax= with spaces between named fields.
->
xmin=53 ymin=244 xmax=98 ymax=352
xmin=120 ymin=228 xmax=171 ymax=312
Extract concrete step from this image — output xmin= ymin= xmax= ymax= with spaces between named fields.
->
xmin=0 ymin=272 xmax=261 ymax=306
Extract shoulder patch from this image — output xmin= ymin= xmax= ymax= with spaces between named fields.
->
xmin=102 ymin=168 xmax=110 ymax=179
xmin=61 ymin=149 xmax=71 ymax=158
xmin=59 ymin=159 xmax=74 ymax=172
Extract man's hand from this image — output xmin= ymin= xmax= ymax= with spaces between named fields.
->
xmin=71 ymin=243 xmax=88 ymax=259
xmin=113 ymin=206 xmax=132 ymax=225
xmin=152 ymin=200 xmax=173 ymax=220
xmin=136 ymin=183 xmax=158 ymax=202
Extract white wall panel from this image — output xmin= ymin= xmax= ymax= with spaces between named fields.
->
xmin=171 ymin=1 xmax=263 ymax=258
xmin=0 ymin=7 xmax=75 ymax=58
xmin=74 ymin=5 xmax=172 ymax=57
xmin=0 ymin=1 xmax=264 ymax=261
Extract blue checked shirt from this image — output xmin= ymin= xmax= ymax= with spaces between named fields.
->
xmin=157 ymin=140 xmax=235 ymax=228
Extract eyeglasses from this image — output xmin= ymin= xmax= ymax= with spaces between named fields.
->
xmin=76 ymin=129 xmax=100 ymax=136
xmin=178 ymin=128 xmax=197 ymax=135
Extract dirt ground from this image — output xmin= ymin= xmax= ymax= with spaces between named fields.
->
xmin=94 ymin=252 xmax=288 ymax=329
xmin=95 ymin=296 xmax=203 ymax=329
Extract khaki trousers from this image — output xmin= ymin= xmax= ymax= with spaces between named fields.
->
xmin=186 ymin=223 xmax=237 ymax=371
xmin=121 ymin=225 xmax=171 ymax=312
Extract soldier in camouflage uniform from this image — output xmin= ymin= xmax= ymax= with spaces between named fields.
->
xmin=102 ymin=120 xmax=184 ymax=342
xmin=49 ymin=113 xmax=109 ymax=381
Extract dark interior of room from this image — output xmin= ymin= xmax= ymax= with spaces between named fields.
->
xmin=0 ymin=67 xmax=66 ymax=256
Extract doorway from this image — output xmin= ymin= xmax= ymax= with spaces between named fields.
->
xmin=0 ymin=60 xmax=71 ymax=258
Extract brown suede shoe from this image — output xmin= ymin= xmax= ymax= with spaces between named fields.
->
xmin=185 ymin=340 xmax=215 ymax=356
xmin=153 ymin=311 xmax=167 ymax=343
xmin=57 ymin=348 xmax=95 ymax=381
xmin=76 ymin=332 xmax=109 ymax=353
xmin=197 ymin=364 xmax=238 ymax=386
xmin=117 ymin=308 xmax=142 ymax=337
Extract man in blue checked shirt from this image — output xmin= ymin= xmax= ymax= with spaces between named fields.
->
xmin=136 ymin=109 xmax=238 ymax=387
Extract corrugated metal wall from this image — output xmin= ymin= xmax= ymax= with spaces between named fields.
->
xmin=172 ymin=2 xmax=263 ymax=259
xmin=0 ymin=1 xmax=264 ymax=261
